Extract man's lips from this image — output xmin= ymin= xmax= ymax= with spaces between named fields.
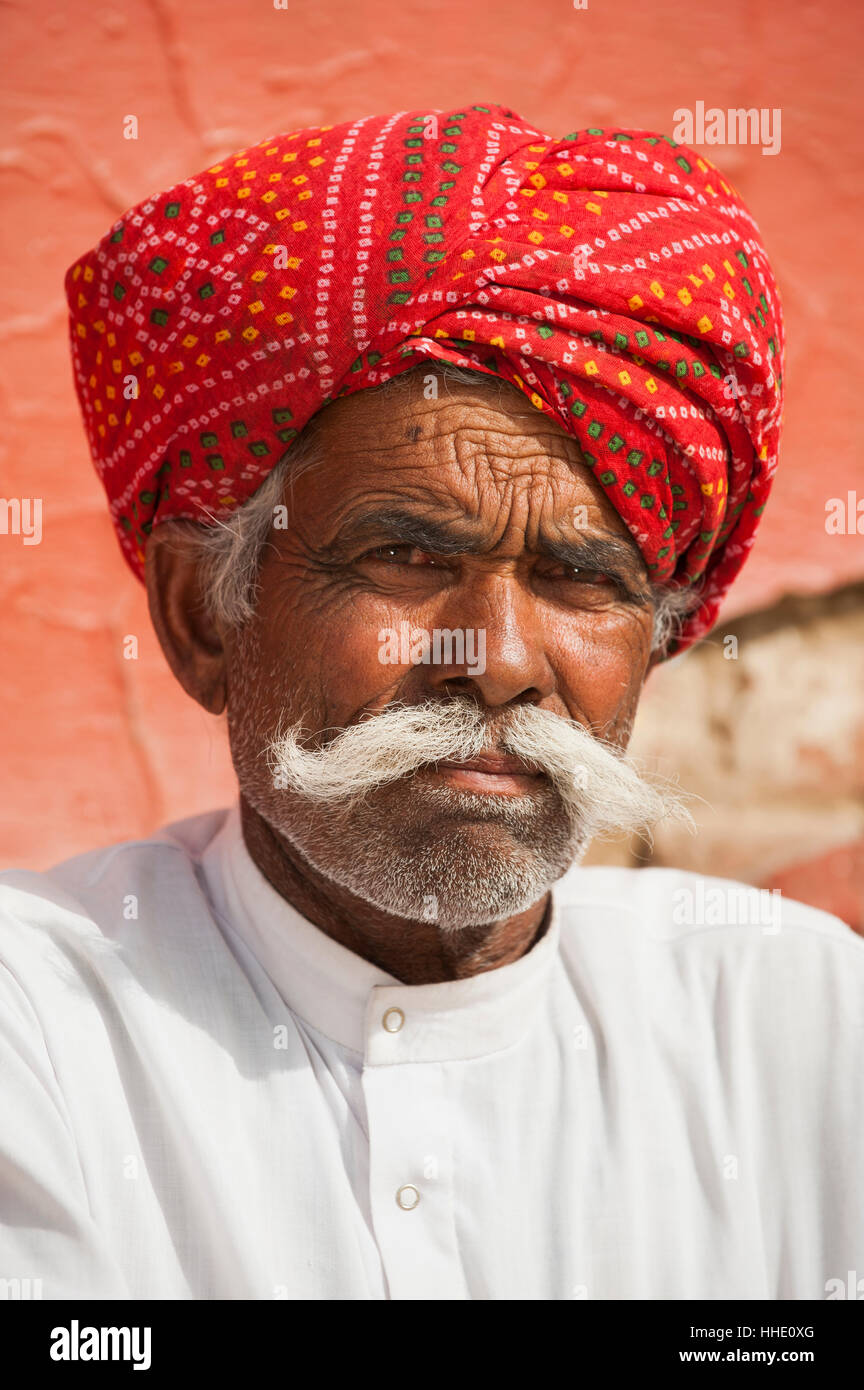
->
xmin=423 ymin=752 xmax=545 ymax=795
xmin=436 ymin=754 xmax=542 ymax=775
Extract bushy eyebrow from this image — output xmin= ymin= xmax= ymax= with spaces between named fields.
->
xmin=330 ymin=508 xmax=650 ymax=600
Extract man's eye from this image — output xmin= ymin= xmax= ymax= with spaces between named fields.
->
xmin=364 ymin=544 xmax=437 ymax=565
xmin=559 ymin=566 xmax=616 ymax=586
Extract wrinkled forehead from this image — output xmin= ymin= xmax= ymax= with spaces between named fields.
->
xmin=297 ymin=372 xmax=638 ymax=543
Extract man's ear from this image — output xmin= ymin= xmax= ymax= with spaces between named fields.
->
xmin=145 ymin=523 xmax=228 ymax=715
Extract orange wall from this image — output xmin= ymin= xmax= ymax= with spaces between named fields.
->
xmin=1 ymin=0 xmax=862 ymax=868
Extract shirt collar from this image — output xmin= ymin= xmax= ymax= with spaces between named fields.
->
xmin=203 ymin=803 xmax=561 ymax=1063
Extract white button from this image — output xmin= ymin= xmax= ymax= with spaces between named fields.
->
xmin=382 ymin=1007 xmax=405 ymax=1033
xmin=396 ymin=1184 xmax=420 ymax=1210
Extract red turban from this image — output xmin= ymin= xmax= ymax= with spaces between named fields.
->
xmin=65 ymin=102 xmax=784 ymax=656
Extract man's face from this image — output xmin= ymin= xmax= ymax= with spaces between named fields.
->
xmin=224 ymin=373 xmax=657 ymax=927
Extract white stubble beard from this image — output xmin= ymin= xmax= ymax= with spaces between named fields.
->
xmin=233 ymin=697 xmax=693 ymax=931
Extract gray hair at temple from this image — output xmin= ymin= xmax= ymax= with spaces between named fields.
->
xmin=175 ymin=362 xmax=703 ymax=654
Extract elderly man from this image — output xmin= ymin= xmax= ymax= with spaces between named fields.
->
xmin=1 ymin=103 xmax=861 ymax=1303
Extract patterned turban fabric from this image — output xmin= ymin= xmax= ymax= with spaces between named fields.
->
xmin=65 ymin=101 xmax=784 ymax=656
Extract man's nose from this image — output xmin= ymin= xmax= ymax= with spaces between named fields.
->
xmin=418 ymin=574 xmax=556 ymax=709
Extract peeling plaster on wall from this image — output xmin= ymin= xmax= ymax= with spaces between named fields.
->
xmin=585 ymin=584 xmax=864 ymax=927
xmin=143 ymin=0 xmax=206 ymax=145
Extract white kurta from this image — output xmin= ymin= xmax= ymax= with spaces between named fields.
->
xmin=0 ymin=804 xmax=861 ymax=1301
